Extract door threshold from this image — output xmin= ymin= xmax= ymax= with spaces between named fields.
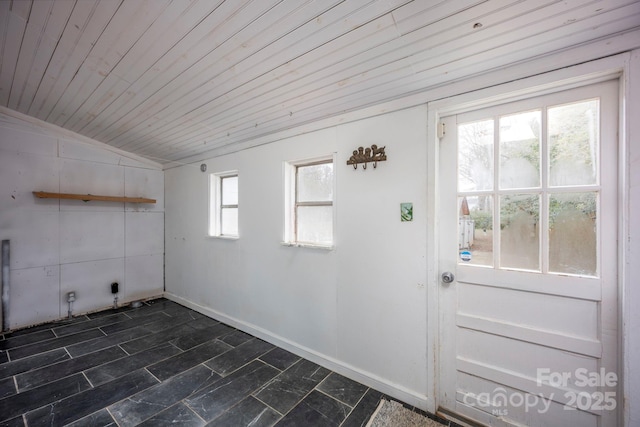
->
xmin=436 ymin=407 xmax=487 ymax=427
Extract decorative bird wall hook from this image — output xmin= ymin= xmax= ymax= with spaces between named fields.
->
xmin=346 ymin=144 xmax=387 ymax=170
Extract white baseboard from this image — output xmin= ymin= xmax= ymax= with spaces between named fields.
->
xmin=163 ymin=291 xmax=432 ymax=411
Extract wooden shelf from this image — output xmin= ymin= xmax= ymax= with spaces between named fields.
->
xmin=33 ymin=191 xmax=156 ymax=204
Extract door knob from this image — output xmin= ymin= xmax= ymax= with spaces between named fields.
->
xmin=441 ymin=271 xmax=455 ymax=284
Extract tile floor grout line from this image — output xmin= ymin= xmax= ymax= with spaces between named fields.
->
xmin=82 ymin=370 xmax=94 ymax=388
xmin=185 ymin=402 xmax=208 ymax=425
xmin=315 ymin=386 xmax=356 ymax=410
xmin=117 ymin=343 xmax=131 ymax=356
xmin=204 ymin=392 xmax=268 ymax=425
xmin=251 ymin=393 xmax=285 ymax=417
xmin=144 ymin=366 xmax=162 ymax=384
xmin=13 ymin=374 xmax=103 ymax=424
xmin=105 ymin=406 xmax=123 ymax=427
xmin=1 ymin=330 xmax=58 ymax=351
xmin=254 ymin=351 xmax=292 ymax=374
xmin=337 ymin=387 xmax=372 ymax=427
xmin=251 ymin=367 xmax=284 ymax=397
xmin=206 ymin=348 xmax=272 ymax=379
xmin=175 ymin=357 xmax=283 ymax=423
xmin=273 ymin=375 xmax=330 ymax=422
xmin=182 ymin=397 xmax=204 ymax=424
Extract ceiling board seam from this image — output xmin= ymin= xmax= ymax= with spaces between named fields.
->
xmin=41 ymin=0 xmax=122 ymax=124
xmin=135 ymin=0 xmax=633 ymax=152
xmin=11 ymin=0 xmax=51 ymax=112
xmin=111 ymin=1 xmax=412 ymax=151
xmin=407 ymin=0 xmax=635 ymax=76
xmin=27 ymin=0 xmax=76 ymax=116
xmin=102 ymin=2 xmax=408 ymax=147
xmin=100 ymin=0 xmax=369 ymax=149
xmin=75 ymin=0 xmax=236 ymax=136
xmin=0 ymin=2 xmax=10 ymax=76
xmin=43 ymin=0 xmax=127 ymax=124
xmin=87 ymin=0 xmax=285 ymax=144
xmin=112 ymin=0 xmax=529 ymax=150
xmin=55 ymin=0 xmax=174 ymax=130
xmin=73 ymin=0 xmax=229 ymax=137
xmin=60 ymin=0 xmax=176 ymax=131
xmin=155 ymin=18 xmax=639 ymax=159
xmin=28 ymin=0 xmax=101 ymax=119
xmin=394 ymin=0 xmax=485 ymax=37
xmin=141 ymin=59 xmax=413 ymax=154
xmin=1 ymin=0 xmax=30 ymax=107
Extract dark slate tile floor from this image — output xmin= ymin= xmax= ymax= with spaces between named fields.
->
xmin=0 ymin=298 xmax=452 ymax=427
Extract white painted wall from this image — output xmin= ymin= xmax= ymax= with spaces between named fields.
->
xmin=0 ymin=110 xmax=164 ymax=329
xmin=165 ymin=48 xmax=640 ymax=418
xmin=165 ymin=107 xmax=429 ymax=406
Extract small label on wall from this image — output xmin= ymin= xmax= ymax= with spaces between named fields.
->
xmin=401 ymin=203 xmax=413 ymax=221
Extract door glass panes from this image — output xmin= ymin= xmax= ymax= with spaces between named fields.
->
xmin=500 ymin=194 xmax=540 ymax=271
xmin=459 ymin=196 xmax=493 ymax=266
xmin=549 ymin=192 xmax=597 ymax=276
xmin=297 ymin=163 xmax=333 ymax=202
xmin=458 ymin=120 xmax=494 ymax=191
xmin=499 ymin=111 xmax=541 ymax=189
xmin=548 ymin=100 xmax=599 ymax=186
xmin=457 ymin=96 xmax=601 ymax=276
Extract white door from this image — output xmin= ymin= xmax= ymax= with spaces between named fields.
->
xmin=437 ymin=80 xmax=619 ymax=427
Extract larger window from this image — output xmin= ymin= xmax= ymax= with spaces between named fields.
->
xmin=209 ymin=171 xmax=238 ymax=238
xmin=285 ymin=157 xmax=334 ymax=247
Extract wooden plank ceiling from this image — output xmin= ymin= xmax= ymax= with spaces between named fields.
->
xmin=1 ymin=0 xmax=639 ymax=165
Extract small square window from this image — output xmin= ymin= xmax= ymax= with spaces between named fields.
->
xmin=209 ymin=172 xmax=238 ymax=238
xmin=284 ymin=157 xmax=334 ymax=247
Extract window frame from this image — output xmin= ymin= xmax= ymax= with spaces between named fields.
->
xmin=283 ymin=155 xmax=336 ymax=249
xmin=209 ymin=170 xmax=239 ymax=239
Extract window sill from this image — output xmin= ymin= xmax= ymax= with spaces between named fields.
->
xmin=280 ymin=242 xmax=334 ymax=251
xmin=207 ymin=235 xmax=239 ymax=241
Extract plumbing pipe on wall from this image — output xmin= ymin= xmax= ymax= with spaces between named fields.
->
xmin=1 ymin=240 xmax=9 ymax=332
